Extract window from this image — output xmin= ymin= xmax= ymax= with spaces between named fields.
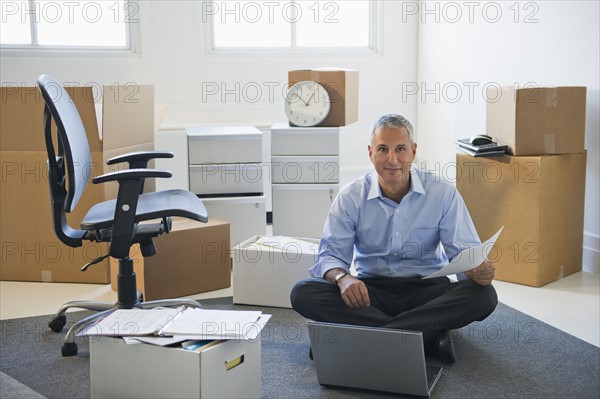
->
xmin=0 ymin=0 xmax=136 ymax=50
xmin=205 ymin=0 xmax=377 ymax=51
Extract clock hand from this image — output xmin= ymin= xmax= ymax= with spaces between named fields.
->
xmin=305 ymin=92 xmax=315 ymax=106
xmin=293 ymin=92 xmax=309 ymax=106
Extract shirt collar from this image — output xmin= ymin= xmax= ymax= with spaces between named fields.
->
xmin=367 ymin=166 xmax=426 ymax=201
xmin=367 ymin=172 xmax=382 ymax=200
xmin=411 ymin=167 xmax=426 ymax=195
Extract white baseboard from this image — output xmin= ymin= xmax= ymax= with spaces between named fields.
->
xmin=583 ymin=232 xmax=600 ymax=275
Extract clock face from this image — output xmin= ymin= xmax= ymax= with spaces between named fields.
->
xmin=284 ymin=81 xmax=331 ymax=127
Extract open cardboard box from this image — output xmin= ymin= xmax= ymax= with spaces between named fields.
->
xmin=233 ymin=236 xmax=318 ymax=308
xmin=1 ymin=83 xmax=155 ymax=283
xmin=90 ymin=335 xmax=261 ymax=398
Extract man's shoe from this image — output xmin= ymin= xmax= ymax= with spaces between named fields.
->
xmin=435 ymin=330 xmax=456 ymax=364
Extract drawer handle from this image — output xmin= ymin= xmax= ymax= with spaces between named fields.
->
xmin=225 ymin=354 xmax=245 ymax=371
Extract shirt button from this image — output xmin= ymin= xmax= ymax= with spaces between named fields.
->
xmin=395 ymin=232 xmax=399 ymax=236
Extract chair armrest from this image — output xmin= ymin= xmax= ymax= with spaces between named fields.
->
xmin=106 ymin=151 xmax=174 ymax=168
xmin=92 ymin=169 xmax=172 ymax=184
xmin=105 ymin=152 xmax=173 ymax=194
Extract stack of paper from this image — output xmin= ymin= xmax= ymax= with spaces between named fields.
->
xmin=80 ymin=307 xmax=271 ymax=343
xmin=162 ymin=308 xmax=269 ymax=340
xmin=81 ymin=307 xmax=183 ymax=337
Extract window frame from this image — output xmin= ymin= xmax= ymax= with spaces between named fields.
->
xmin=0 ymin=0 xmax=139 ymax=55
xmin=203 ymin=0 xmax=382 ymax=56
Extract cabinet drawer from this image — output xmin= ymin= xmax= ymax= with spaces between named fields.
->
xmin=187 ymin=126 xmax=262 ymax=164
xmin=271 ymin=123 xmax=339 ymax=156
xmin=271 ymin=156 xmax=339 ymax=184
xmin=272 ymin=184 xmax=339 ymax=238
xmin=189 ymin=163 xmax=263 ymax=196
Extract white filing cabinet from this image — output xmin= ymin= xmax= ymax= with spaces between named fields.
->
xmin=187 ymin=126 xmax=263 ymax=196
xmin=271 ymin=155 xmax=339 ymax=184
xmin=184 ymin=126 xmax=267 ymax=246
xmin=270 ymin=122 xmax=340 ymax=238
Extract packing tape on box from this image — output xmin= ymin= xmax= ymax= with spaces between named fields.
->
xmin=41 ymin=270 xmax=53 ymax=282
xmin=544 ymin=133 xmax=556 ymax=153
xmin=546 ymin=88 xmax=558 ymax=108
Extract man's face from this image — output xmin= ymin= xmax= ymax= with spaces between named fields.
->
xmin=368 ymin=126 xmax=417 ymax=187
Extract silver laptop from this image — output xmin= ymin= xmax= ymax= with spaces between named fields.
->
xmin=307 ymin=321 xmax=443 ymax=397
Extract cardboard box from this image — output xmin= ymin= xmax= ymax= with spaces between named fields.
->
xmin=0 ymin=84 xmax=154 ymax=283
xmin=456 ymin=152 xmax=586 ymax=287
xmin=90 ymin=336 xmax=261 ymax=398
xmin=486 ymin=86 xmax=587 ymax=155
xmin=288 ymin=68 xmax=359 ymax=127
xmin=233 ymin=236 xmax=318 ymax=307
xmin=110 ymin=218 xmax=231 ymax=300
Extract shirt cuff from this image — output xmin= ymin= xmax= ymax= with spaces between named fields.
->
xmin=309 ymin=257 xmax=350 ymax=279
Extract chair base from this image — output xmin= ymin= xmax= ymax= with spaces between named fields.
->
xmin=49 ymin=256 xmax=203 ymax=356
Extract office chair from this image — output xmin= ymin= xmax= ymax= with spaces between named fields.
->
xmin=38 ymin=75 xmax=208 ymax=356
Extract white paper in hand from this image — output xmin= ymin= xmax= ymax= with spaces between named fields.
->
xmin=423 ymin=226 xmax=504 ymax=279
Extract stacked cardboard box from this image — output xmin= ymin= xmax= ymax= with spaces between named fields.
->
xmin=457 ymin=86 xmax=587 ymax=287
xmin=0 ymin=84 xmax=155 ymax=283
xmin=288 ymin=68 xmax=359 ymax=127
xmin=485 ymin=86 xmax=587 ymax=156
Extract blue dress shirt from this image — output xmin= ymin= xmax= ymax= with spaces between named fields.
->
xmin=310 ymin=168 xmax=481 ymax=279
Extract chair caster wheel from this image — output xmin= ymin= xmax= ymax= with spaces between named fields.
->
xmin=48 ymin=315 xmax=67 ymax=333
xmin=61 ymin=342 xmax=78 ymax=357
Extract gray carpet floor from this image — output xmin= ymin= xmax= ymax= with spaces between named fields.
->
xmin=1 ymin=298 xmax=598 ymax=399
xmin=1 ymin=371 xmax=47 ymax=399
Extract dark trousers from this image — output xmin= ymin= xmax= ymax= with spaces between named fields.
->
xmin=290 ymin=276 xmax=498 ymax=347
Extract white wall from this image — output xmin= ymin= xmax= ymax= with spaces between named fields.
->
xmin=416 ymin=0 xmax=599 ymax=273
xmin=0 ymin=0 xmax=418 ymax=185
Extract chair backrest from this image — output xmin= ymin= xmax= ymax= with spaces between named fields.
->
xmin=37 ymin=75 xmax=92 ymax=213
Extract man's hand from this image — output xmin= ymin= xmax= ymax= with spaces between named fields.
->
xmin=324 ymin=268 xmax=370 ymax=308
xmin=337 ymin=275 xmax=370 ymax=308
xmin=465 ymin=260 xmax=495 ymax=286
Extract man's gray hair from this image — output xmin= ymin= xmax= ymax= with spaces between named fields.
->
xmin=370 ymin=114 xmax=415 ymax=144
